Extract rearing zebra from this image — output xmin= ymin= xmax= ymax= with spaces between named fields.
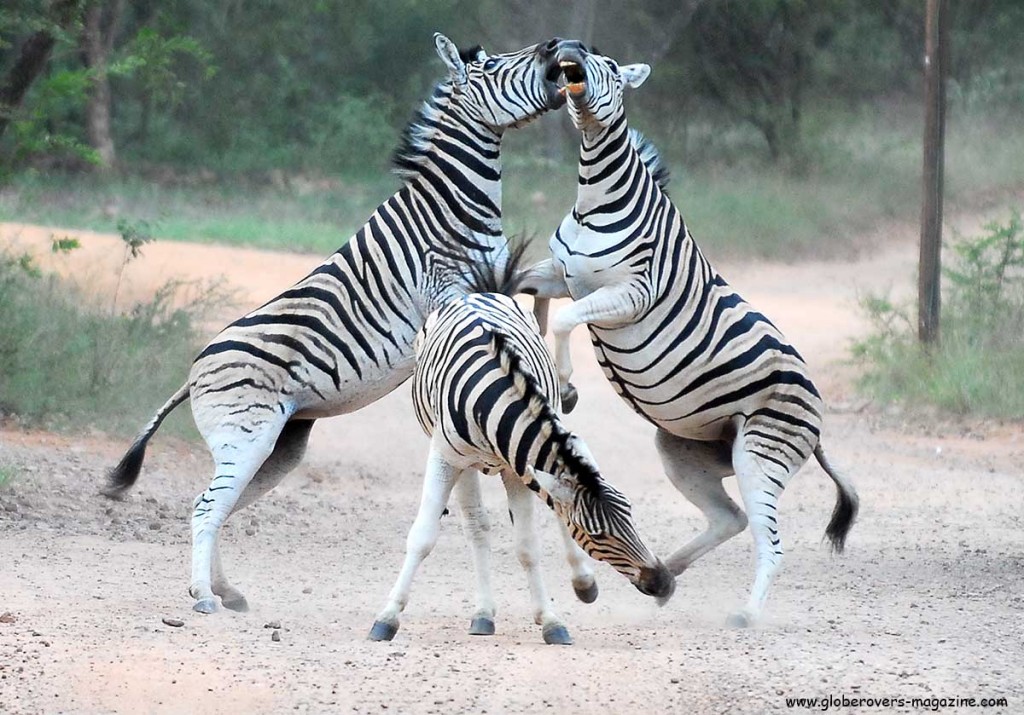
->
xmin=521 ymin=42 xmax=859 ymax=627
xmin=370 ymin=249 xmax=674 ymax=644
xmin=104 ymin=33 xmax=568 ymax=615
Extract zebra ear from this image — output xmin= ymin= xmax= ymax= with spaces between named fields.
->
xmin=620 ymin=63 xmax=651 ymax=89
xmin=434 ymin=33 xmax=468 ymax=87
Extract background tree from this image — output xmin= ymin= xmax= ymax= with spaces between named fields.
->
xmin=81 ymin=0 xmax=124 ymax=169
xmin=0 ymin=0 xmax=81 ymax=141
xmin=689 ymin=0 xmax=838 ymax=164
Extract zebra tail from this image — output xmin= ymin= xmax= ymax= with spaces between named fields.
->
xmin=489 ymin=331 xmax=603 ymax=493
xmin=103 ymin=382 xmax=190 ymax=500
xmin=814 ymin=444 xmax=859 ymax=554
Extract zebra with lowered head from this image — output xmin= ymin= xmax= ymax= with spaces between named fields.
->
xmin=521 ymin=42 xmax=859 ymax=627
xmin=104 ymin=33 xmax=570 ymax=615
xmin=370 ymin=247 xmax=674 ymax=645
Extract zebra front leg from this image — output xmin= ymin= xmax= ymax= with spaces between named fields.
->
xmin=501 ymin=471 xmax=572 ymax=645
xmin=453 ymin=471 xmax=497 ymax=636
xmin=517 ymin=258 xmax=570 ymax=336
xmin=655 ymin=430 xmax=746 ymax=576
xmin=550 ymin=283 xmax=647 ymax=413
xmin=557 ymin=519 xmax=598 ymax=603
xmin=369 ymin=447 xmax=466 ymax=641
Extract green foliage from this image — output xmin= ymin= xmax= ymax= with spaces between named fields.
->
xmin=115 ymin=28 xmax=215 ymax=107
xmin=688 ymin=0 xmax=842 ymax=164
xmin=116 ymin=217 xmax=154 ymax=258
xmin=5 ymin=66 xmax=98 ymax=169
xmin=50 ymin=235 xmax=80 ymax=253
xmin=305 ymin=93 xmax=399 ymax=176
xmin=854 ymin=212 xmax=1024 ymax=417
xmin=0 ymin=248 xmax=220 ymax=437
xmin=0 ymin=461 xmax=16 ymax=488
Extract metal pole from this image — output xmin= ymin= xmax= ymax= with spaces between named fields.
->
xmin=919 ymin=0 xmax=949 ymax=345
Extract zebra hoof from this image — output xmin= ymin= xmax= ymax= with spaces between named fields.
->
xmin=542 ymin=624 xmax=573 ymax=646
xmin=368 ymin=620 xmax=399 ymax=642
xmin=192 ymin=598 xmax=218 ymax=615
xmin=573 ymin=580 xmax=599 ymax=604
xmin=726 ymin=611 xmax=754 ymax=629
xmin=221 ymin=596 xmax=249 ymax=613
xmin=561 ymin=384 xmax=579 ymax=414
xmin=468 ymin=617 xmax=495 ymax=636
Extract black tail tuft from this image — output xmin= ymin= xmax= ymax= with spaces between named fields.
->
xmin=825 ymin=482 xmax=858 ymax=553
xmin=102 ymin=439 xmax=148 ymax=500
xmin=816 ymin=445 xmax=859 ymax=553
xmin=101 ymin=383 xmax=189 ymax=500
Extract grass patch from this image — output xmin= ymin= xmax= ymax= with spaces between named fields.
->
xmin=0 ymin=102 xmax=1022 ymax=260
xmin=0 ymin=248 xmax=219 ymax=437
xmin=0 ymin=463 xmax=16 ymax=488
xmin=0 ymin=172 xmax=397 ymax=255
xmin=853 ymin=211 xmax=1024 ymax=417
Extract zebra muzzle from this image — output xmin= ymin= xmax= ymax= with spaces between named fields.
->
xmin=635 ymin=562 xmax=676 ymax=604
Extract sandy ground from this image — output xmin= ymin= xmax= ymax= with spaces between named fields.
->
xmin=1 ymin=216 xmax=1022 ymax=714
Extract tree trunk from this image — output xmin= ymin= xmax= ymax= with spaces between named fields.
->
xmin=82 ymin=0 xmax=124 ymax=170
xmin=919 ymin=0 xmax=949 ymax=346
xmin=0 ymin=0 xmax=81 ymax=141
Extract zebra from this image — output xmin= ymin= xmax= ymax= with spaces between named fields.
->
xmin=520 ymin=42 xmax=859 ymax=627
xmin=103 ymin=33 xmax=571 ymax=615
xmin=369 ymin=250 xmax=675 ymax=645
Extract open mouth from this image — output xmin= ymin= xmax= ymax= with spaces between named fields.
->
xmin=557 ymin=60 xmax=586 ymax=97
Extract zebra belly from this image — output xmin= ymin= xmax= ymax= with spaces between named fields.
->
xmin=587 ymin=321 xmax=818 ymax=442
xmin=189 ymin=317 xmax=418 ymax=427
xmin=290 ymin=357 xmax=416 ymax=418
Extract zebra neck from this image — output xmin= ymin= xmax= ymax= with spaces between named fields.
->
xmin=395 ymin=84 xmax=506 ymax=252
xmin=574 ymin=113 xmax=634 ymax=218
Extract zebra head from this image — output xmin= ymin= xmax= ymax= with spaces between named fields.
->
xmin=433 ymin=34 xmax=566 ymax=130
xmin=553 ymin=41 xmax=650 ymax=135
xmin=539 ymin=437 xmax=676 ymax=603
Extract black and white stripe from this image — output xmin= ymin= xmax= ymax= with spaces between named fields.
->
xmin=370 ymin=260 xmax=673 ymax=644
xmin=105 ymin=34 xmax=567 ymax=614
xmin=523 ymin=42 xmax=858 ymax=627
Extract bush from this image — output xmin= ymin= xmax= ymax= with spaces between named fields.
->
xmin=0 ymin=249 xmax=221 ymax=436
xmin=853 ymin=211 xmax=1024 ymax=417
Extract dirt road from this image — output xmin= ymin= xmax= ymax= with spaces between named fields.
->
xmin=1 ymin=218 xmax=1021 ymax=714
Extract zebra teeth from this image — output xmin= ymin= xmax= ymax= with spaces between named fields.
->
xmin=558 ymin=60 xmax=586 ymax=86
xmin=565 ymin=81 xmax=586 ymax=96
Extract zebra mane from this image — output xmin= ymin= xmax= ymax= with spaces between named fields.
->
xmin=459 ymin=45 xmax=484 ymax=63
xmin=392 ymin=83 xmax=452 ymax=181
xmin=489 ymin=330 xmax=605 ymax=496
xmin=456 ymin=235 xmax=531 ymax=296
xmin=391 ymin=41 xmax=487 ymax=179
xmin=392 ymin=43 xmax=485 ymax=181
xmin=628 ymin=128 xmax=670 ymax=191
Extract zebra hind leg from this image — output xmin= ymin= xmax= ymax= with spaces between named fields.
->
xmin=190 ymin=420 xmax=286 ymax=614
xmin=501 ymin=471 xmax=572 ymax=646
xmin=369 ymin=447 xmax=465 ymax=641
xmin=655 ymin=430 xmax=746 ymax=576
xmin=207 ymin=419 xmax=317 ymax=612
xmin=727 ymin=431 xmax=804 ymax=628
xmin=453 ymin=471 xmax=497 ymax=635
